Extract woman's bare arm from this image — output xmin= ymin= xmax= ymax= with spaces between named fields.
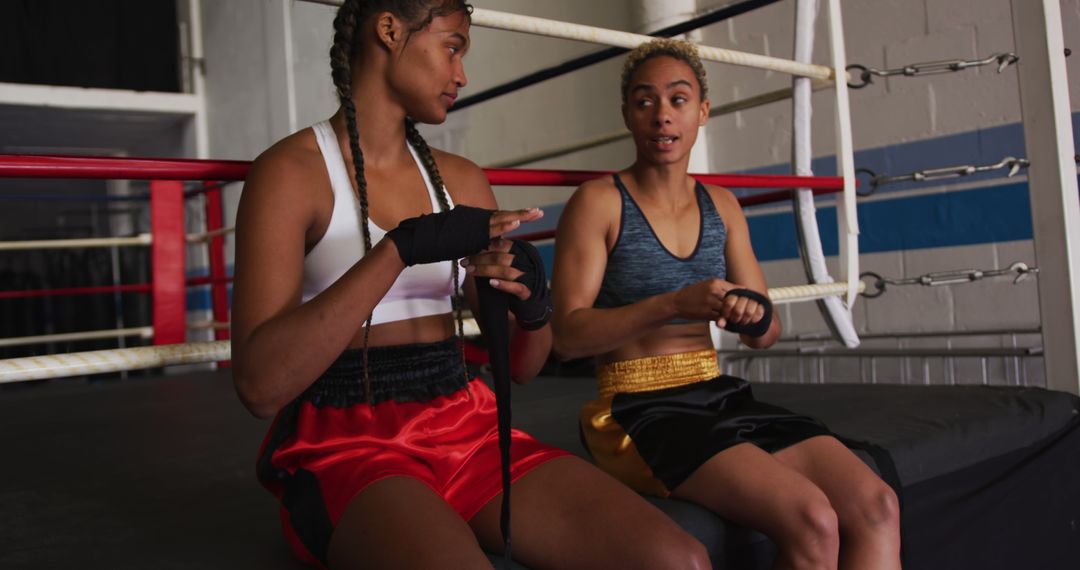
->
xmin=711 ymin=186 xmax=781 ymax=348
xmin=230 ymin=146 xmax=405 ymax=418
xmin=551 ymin=181 xmax=698 ymax=360
xmin=440 ymin=151 xmax=552 ymax=384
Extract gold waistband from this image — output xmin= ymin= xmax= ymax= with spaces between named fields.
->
xmin=596 ymin=349 xmax=719 ymax=397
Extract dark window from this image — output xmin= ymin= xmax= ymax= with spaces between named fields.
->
xmin=0 ymin=0 xmax=181 ymax=92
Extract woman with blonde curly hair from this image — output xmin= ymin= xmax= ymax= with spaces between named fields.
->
xmin=553 ymin=38 xmax=902 ymax=570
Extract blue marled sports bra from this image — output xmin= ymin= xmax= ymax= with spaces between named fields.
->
xmin=594 ymin=173 xmax=728 ymax=323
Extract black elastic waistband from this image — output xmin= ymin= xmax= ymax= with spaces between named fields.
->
xmin=300 ymin=338 xmax=468 ymax=407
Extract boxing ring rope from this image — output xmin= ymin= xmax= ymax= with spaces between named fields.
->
xmin=0 ymin=234 xmax=152 ymax=251
xmin=186 ymin=226 xmax=235 ymax=244
xmin=299 ymin=1 xmax=838 ymax=80
xmin=468 ymin=9 xmax=835 ymax=80
xmin=0 ymin=280 xmax=866 ymax=384
xmin=0 ymin=327 xmax=155 ymax=349
xmin=790 ymin=0 xmax=859 ymax=348
xmin=450 ymin=0 xmax=787 ymax=112
xmin=2 ymin=0 xmax=864 ymax=378
xmin=0 ymin=156 xmax=845 ymax=190
xmin=0 ymin=283 xmax=153 ymax=300
xmin=0 ymin=151 xmax=859 ymax=383
xmin=0 ymin=341 xmax=232 ymax=384
xmin=491 ymin=79 xmax=834 ymax=169
xmin=15 ymin=3 xmax=862 ymax=347
xmin=0 ymin=3 xmax=867 ymax=381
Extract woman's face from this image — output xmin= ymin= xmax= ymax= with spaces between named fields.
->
xmin=387 ymin=9 xmax=470 ymax=124
xmin=622 ymin=56 xmax=709 ymax=165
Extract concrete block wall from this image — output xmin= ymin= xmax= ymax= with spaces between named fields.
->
xmin=693 ymin=0 xmax=1071 ymax=387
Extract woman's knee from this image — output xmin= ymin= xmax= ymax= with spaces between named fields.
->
xmin=781 ymin=491 xmax=840 ymax=564
xmin=633 ymin=529 xmax=711 ymax=570
xmin=848 ymin=480 xmax=901 ymax=532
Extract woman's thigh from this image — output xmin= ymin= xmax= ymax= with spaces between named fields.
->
xmin=469 ymin=455 xmax=709 ymax=570
xmin=328 ymin=476 xmax=491 ymax=570
xmin=772 ymin=435 xmax=899 ymax=527
xmin=670 ymin=442 xmax=836 ymax=539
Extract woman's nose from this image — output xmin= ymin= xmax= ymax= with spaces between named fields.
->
xmin=654 ymin=105 xmax=672 ymax=125
xmin=454 ymin=61 xmax=468 ymax=89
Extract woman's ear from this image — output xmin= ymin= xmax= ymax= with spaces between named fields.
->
xmin=699 ymin=98 xmax=710 ymax=127
xmin=374 ymin=11 xmax=406 ymax=51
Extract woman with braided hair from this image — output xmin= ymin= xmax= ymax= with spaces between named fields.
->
xmin=552 ymin=39 xmax=902 ymax=569
xmin=230 ymin=1 xmax=707 ymax=568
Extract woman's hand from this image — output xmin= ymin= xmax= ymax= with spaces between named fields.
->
xmin=487 ymin=207 xmax=543 ymax=239
xmin=673 ymin=278 xmax=766 ymax=328
xmin=462 ymin=238 xmax=531 ymax=300
xmin=465 ymin=208 xmax=545 ymax=299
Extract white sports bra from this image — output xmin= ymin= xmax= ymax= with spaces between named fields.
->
xmin=301 ymin=120 xmax=461 ymax=325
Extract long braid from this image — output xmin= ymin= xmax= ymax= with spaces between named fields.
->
xmin=330 ymin=1 xmax=377 ymax=402
xmin=405 ymin=120 xmax=469 ymax=382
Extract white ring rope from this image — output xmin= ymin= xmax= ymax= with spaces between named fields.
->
xmin=0 ymin=283 xmax=860 ymax=383
xmin=187 ymin=320 xmax=231 ymax=331
xmin=0 ymin=327 xmax=154 ymax=349
xmin=492 ymin=78 xmax=833 ymax=168
xmin=0 ymin=233 xmax=152 ymax=251
xmin=297 ymin=1 xmax=837 ymax=80
xmin=469 ymin=9 xmax=835 ymax=80
xmin=186 ymin=226 xmax=235 ymax=244
xmin=792 ymin=0 xmax=860 ymax=348
xmin=0 ymin=341 xmax=231 ymax=384
xmin=768 ymin=281 xmax=865 ymax=304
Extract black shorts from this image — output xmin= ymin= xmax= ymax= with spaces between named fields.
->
xmin=581 ymin=375 xmax=831 ymax=495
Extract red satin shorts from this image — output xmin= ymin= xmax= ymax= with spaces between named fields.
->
xmin=257 ymin=377 xmax=567 ymax=567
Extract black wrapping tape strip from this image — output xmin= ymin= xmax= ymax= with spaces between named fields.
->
xmin=474 ymin=278 xmax=514 ymax=567
xmin=386 ymin=205 xmax=492 ymax=266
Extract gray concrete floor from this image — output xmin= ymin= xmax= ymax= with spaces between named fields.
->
xmin=0 ymin=368 xmax=615 ymax=569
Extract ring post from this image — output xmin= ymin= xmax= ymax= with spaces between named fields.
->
xmin=151 ymin=180 xmax=186 ymax=345
xmin=205 ymin=183 xmax=231 ymax=342
xmin=1011 ymin=0 xmax=1080 ymax=395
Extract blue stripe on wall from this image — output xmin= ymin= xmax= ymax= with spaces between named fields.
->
xmin=535 ymin=112 xmax=1079 ymax=265
xmin=522 ymin=177 xmax=1067 ymax=272
xmin=737 ymin=112 xmax=1080 ymax=198
xmin=749 ymin=181 xmax=1041 ymax=261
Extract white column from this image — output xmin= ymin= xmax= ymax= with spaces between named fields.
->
xmin=187 ymin=0 xmax=210 ymax=158
xmin=631 ymin=0 xmax=712 ymax=174
xmin=265 ymin=0 xmax=299 ymax=139
xmin=1011 ymin=0 xmax=1080 ymax=395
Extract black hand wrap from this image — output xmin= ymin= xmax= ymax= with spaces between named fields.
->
xmin=386 ymin=205 xmax=493 ymax=266
xmin=723 ymin=288 xmax=773 ymax=338
xmin=507 ymin=240 xmax=553 ymax=331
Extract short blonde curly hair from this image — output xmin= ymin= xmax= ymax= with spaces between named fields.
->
xmin=621 ymin=38 xmax=708 ymax=105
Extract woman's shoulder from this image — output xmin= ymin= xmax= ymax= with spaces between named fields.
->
xmin=700 ymin=182 xmax=741 ymax=211
xmin=247 ymin=127 xmax=324 ymax=194
xmin=700 ymin=182 xmax=746 ymax=230
xmin=428 ymin=147 xmax=494 ymax=207
xmin=429 ymin=147 xmax=483 ymax=181
xmin=569 ymin=175 xmax=620 ymax=208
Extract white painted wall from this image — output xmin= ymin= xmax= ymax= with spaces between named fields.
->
xmin=434 ymin=0 xmax=638 ymax=210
